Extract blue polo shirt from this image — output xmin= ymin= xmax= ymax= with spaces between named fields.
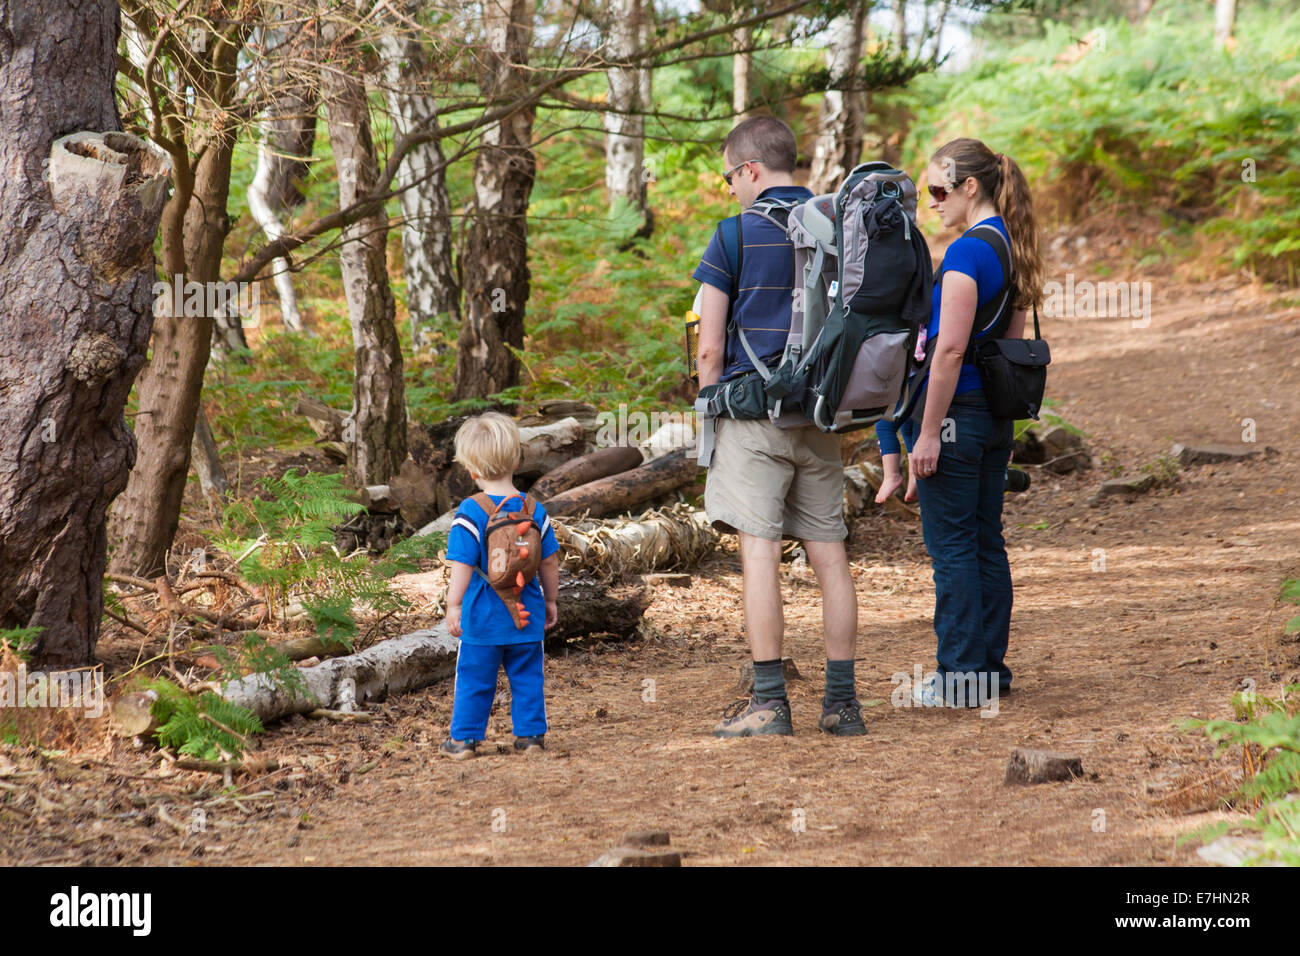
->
xmin=446 ymin=493 xmax=559 ymax=645
xmin=693 ymin=185 xmax=811 ymax=383
xmin=929 ymin=216 xmax=1011 ymax=396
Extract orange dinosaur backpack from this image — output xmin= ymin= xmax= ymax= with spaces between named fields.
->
xmin=470 ymin=493 xmax=543 ymax=629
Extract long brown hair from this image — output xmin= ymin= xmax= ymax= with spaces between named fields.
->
xmin=931 ymin=138 xmax=1044 ymax=311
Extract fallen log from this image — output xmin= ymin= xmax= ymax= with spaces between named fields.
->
xmin=518 ymin=400 xmax=601 ymax=440
xmin=219 ymin=627 xmax=458 ymax=724
xmin=111 ymin=690 xmax=160 ymax=738
xmin=547 ymin=574 xmax=651 ymax=644
xmin=844 ymin=462 xmax=919 ymax=521
xmin=553 ymin=506 xmax=718 ymax=577
xmin=517 ymin=416 xmax=592 ymax=478
xmin=543 ymin=451 xmax=701 ymax=519
xmin=530 ymin=445 xmax=643 ymax=500
xmin=295 ymin=397 xmax=350 ymax=441
xmin=271 ymin=634 xmax=354 ymax=663
xmin=412 ymin=508 xmax=455 ymax=539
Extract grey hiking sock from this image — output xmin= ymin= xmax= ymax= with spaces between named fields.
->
xmin=752 ymin=659 xmax=787 ymax=703
xmin=824 ymin=658 xmax=856 ymax=707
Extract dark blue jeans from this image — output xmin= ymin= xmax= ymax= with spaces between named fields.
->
xmin=915 ymin=391 xmax=1014 ymax=696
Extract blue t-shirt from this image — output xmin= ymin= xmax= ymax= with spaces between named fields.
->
xmin=446 ymin=493 xmax=559 ymax=645
xmin=692 ymin=185 xmax=812 ymax=382
xmin=928 ymin=216 xmax=1011 ymax=396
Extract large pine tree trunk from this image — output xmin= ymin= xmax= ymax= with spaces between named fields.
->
xmin=604 ymin=0 xmax=650 ymax=235
xmin=454 ymin=0 xmax=536 ymax=401
xmin=322 ymin=34 xmax=407 ymax=485
xmin=248 ymin=83 xmax=317 ymax=333
xmin=109 ymin=31 xmax=244 ymax=578
xmin=0 ymin=2 xmax=171 ymax=666
xmin=808 ymin=2 xmax=871 ymax=196
xmin=380 ymin=15 xmax=461 ymax=351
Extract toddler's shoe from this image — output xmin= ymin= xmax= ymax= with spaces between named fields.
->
xmin=514 ymin=735 xmax=545 ymax=753
xmin=438 ymin=737 xmax=478 ymax=760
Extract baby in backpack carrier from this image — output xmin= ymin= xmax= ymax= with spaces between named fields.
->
xmin=875 ymin=414 xmax=919 ymax=504
xmin=440 ymin=412 xmax=560 ymax=760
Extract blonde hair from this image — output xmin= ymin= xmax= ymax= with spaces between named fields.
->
xmin=931 ymin=138 xmax=1045 ymax=311
xmin=453 ymin=412 xmax=521 ymax=480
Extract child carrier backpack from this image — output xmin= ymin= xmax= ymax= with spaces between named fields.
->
xmin=469 ymin=493 xmax=542 ymax=630
xmin=694 ymin=162 xmax=934 ymax=466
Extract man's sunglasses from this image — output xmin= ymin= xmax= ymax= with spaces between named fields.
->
xmin=723 ymin=159 xmax=760 ymax=186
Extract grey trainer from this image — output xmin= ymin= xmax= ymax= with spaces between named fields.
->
xmin=713 ymin=697 xmax=794 ymax=737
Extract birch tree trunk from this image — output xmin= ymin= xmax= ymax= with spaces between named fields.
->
xmin=808 ymin=2 xmax=871 ymax=196
xmin=454 ymin=0 xmax=536 ymax=400
xmin=247 ymin=84 xmax=316 ymax=333
xmin=321 ymin=35 xmax=408 ymax=486
xmin=732 ymin=23 xmax=753 ymax=120
xmin=380 ymin=23 xmax=462 ymax=351
xmin=0 ymin=2 xmax=171 ymax=666
xmin=1213 ymin=0 xmax=1237 ymax=49
xmin=604 ymin=0 xmax=650 ymax=235
xmin=892 ymin=0 xmax=907 ymax=51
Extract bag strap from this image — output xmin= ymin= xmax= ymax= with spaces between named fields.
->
xmin=939 ymin=223 xmax=1015 ymax=362
xmin=725 ymin=200 xmax=800 ymax=383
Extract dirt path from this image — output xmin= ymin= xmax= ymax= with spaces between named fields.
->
xmin=4 ymin=266 xmax=1298 ymax=867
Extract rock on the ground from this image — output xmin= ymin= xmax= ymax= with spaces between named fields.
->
xmin=589 ymin=848 xmax=682 ymax=867
xmin=1013 ymin=429 xmax=1046 ymax=465
xmin=621 ymin=829 xmax=671 ymax=847
xmin=1005 ymin=748 xmax=1083 ymax=785
xmin=1040 ymin=426 xmax=1090 ymax=473
xmin=1095 ymin=474 xmax=1156 ymax=498
xmin=1172 ymin=443 xmax=1277 ymax=467
xmin=1196 ymin=835 xmax=1283 ymax=867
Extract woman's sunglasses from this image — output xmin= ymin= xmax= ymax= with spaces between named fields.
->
xmin=927 ymin=183 xmax=953 ymax=202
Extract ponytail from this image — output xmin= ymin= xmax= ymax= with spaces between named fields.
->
xmin=994 ymin=153 xmax=1044 ymax=311
xmin=932 ymin=138 xmax=1044 ymax=311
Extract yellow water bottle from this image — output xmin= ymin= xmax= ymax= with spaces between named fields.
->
xmin=684 ymin=309 xmax=701 ymax=382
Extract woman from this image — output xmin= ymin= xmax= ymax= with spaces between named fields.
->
xmin=908 ymin=138 xmax=1044 ymax=708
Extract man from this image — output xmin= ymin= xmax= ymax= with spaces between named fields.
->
xmin=693 ymin=115 xmax=863 ymax=738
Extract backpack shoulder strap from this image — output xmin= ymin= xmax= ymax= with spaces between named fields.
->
xmin=950 ymin=223 xmax=1015 ymax=359
xmin=471 ymin=492 xmax=495 ymax=516
xmin=717 ymin=215 xmax=742 ymax=299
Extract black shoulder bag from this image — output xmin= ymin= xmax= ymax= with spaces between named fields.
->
xmin=965 ymin=225 xmax=1051 ymax=421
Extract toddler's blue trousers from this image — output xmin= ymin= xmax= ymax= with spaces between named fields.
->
xmin=449 ymin=641 xmax=547 ymax=740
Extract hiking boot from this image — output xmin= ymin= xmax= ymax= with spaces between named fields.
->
xmin=438 ymin=737 xmax=478 ymax=760
xmin=514 ymin=735 xmax=545 ymax=753
xmin=818 ymin=699 xmax=867 ymax=736
xmin=712 ymin=697 xmax=793 ymax=738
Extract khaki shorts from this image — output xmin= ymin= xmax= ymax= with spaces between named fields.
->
xmin=704 ymin=417 xmax=846 ymax=542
